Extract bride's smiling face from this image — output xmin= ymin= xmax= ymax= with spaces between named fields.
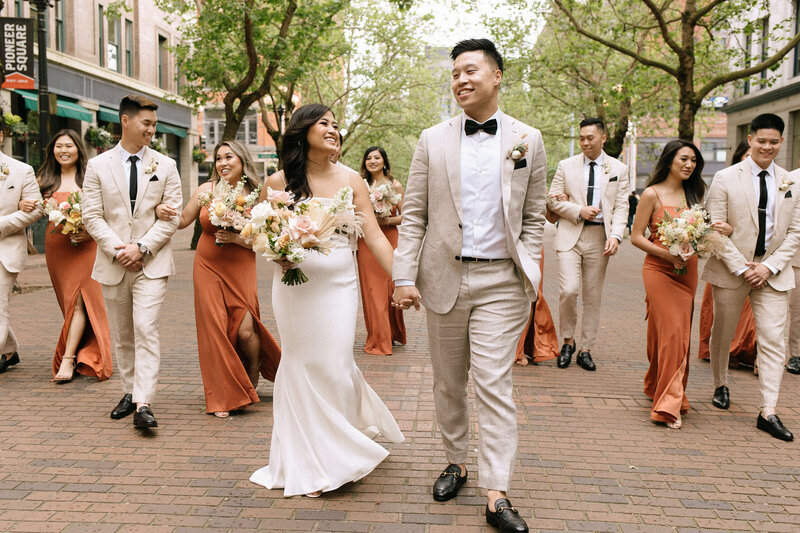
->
xmin=307 ymin=111 xmax=339 ymax=156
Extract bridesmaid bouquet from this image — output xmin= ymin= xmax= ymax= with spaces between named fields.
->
xmin=247 ymin=186 xmax=363 ymax=285
xmin=366 ymin=180 xmax=401 ymax=218
xmin=40 ymin=191 xmax=84 ymax=246
xmin=656 ymin=204 xmax=725 ymax=274
xmin=197 ymin=177 xmax=262 ymax=245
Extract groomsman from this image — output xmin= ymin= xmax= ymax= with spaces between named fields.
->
xmin=704 ymin=113 xmax=800 ymax=441
xmin=393 ymin=39 xmax=545 ymax=532
xmin=547 ymin=118 xmax=629 ymax=371
xmin=83 ymin=95 xmax=182 ymax=429
xmin=786 ymin=242 xmax=800 ymax=374
xmin=0 ymin=124 xmax=42 ymax=373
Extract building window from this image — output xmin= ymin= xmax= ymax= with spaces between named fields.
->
xmin=743 ymin=32 xmax=752 ymax=95
xmin=158 ymin=35 xmax=168 ymax=89
xmin=14 ymin=0 xmax=22 ymax=17
xmin=701 ymin=139 xmax=727 ymax=163
xmin=203 ymin=117 xmax=225 ymax=147
xmin=236 ymin=116 xmax=258 ymax=145
xmin=55 ymin=0 xmax=65 ymax=52
xmin=107 ymin=17 xmax=121 ymax=72
xmin=760 ymin=17 xmax=768 ymax=83
xmin=125 ymin=19 xmax=133 ymax=76
xmin=98 ymin=5 xmax=104 ymax=68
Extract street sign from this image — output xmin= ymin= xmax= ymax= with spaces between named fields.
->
xmin=257 ymin=152 xmax=278 ymax=160
xmin=0 ymin=18 xmax=34 ymax=90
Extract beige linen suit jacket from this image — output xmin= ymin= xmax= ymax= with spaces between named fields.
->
xmin=0 ymin=152 xmax=42 ymax=273
xmin=393 ymin=112 xmax=547 ymax=314
xmin=702 ymin=161 xmax=800 ymax=292
xmin=82 ymin=146 xmax=182 ymax=285
xmin=547 ymin=152 xmax=630 ymax=252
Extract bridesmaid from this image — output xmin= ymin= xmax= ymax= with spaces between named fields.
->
xmin=156 ymin=140 xmax=281 ymax=417
xmin=697 ymin=140 xmax=757 ymax=371
xmin=357 ymin=147 xmax=406 ymax=355
xmin=19 ymin=129 xmax=113 ymax=383
xmin=631 ymin=140 xmax=707 ymax=429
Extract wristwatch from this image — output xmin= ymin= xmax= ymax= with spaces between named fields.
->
xmin=137 ymin=242 xmax=150 ymax=255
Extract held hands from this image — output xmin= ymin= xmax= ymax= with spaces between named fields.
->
xmin=18 ymin=199 xmax=37 ymax=212
xmin=603 ymin=238 xmax=619 ymax=257
xmin=376 ymin=216 xmax=389 ymax=226
xmin=743 ymin=262 xmax=772 ymax=289
xmin=669 ymin=253 xmax=687 ymax=271
xmin=155 ymin=204 xmax=177 ymax=221
xmin=711 ymin=221 xmax=733 ymax=237
xmin=392 ymin=285 xmax=422 ymax=311
xmin=69 ymin=230 xmax=91 ymax=244
xmin=115 ymin=243 xmax=143 ymax=271
xmin=580 ymin=206 xmax=601 ymax=221
xmin=214 ymin=229 xmax=243 ymax=247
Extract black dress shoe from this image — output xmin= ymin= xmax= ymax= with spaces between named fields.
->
xmin=576 ymin=351 xmax=596 ymax=371
xmin=110 ymin=394 xmax=135 ymax=419
xmin=133 ymin=406 xmax=158 ymax=429
xmin=486 ymin=498 xmax=528 ymax=532
xmin=787 ymin=356 xmax=800 ymax=375
xmin=432 ymin=464 xmax=467 ymax=501
xmin=757 ymin=413 xmax=793 ymax=442
xmin=0 ymin=352 xmax=19 ymax=373
xmin=712 ymin=385 xmax=730 ymax=409
xmin=557 ymin=342 xmax=575 ymax=368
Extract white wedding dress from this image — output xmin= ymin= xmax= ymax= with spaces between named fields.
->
xmin=250 ymin=187 xmax=404 ymax=497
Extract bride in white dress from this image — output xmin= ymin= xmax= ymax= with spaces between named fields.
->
xmin=249 ymin=104 xmax=404 ymax=497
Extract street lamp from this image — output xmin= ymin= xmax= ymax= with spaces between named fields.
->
xmin=276 ymin=103 xmax=285 ymax=134
xmin=28 ymin=0 xmax=52 ymax=164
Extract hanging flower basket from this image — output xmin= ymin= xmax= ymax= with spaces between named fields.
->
xmin=84 ymin=126 xmax=113 ymax=150
xmin=150 ymin=137 xmax=167 ymax=154
xmin=4 ymin=112 xmax=33 ymax=142
xmin=192 ymin=145 xmax=208 ymax=164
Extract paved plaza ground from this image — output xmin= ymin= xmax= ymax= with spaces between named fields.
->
xmin=1 ymin=226 xmax=799 ymax=532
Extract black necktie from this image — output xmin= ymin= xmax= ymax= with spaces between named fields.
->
xmin=587 ymin=161 xmax=597 ymax=206
xmin=755 ymin=169 xmax=768 ymax=257
xmin=464 ymin=118 xmax=498 ymax=136
xmin=129 ymin=155 xmax=139 ymax=211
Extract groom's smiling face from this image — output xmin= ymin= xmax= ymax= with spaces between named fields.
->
xmin=451 ymin=51 xmax=502 ymax=117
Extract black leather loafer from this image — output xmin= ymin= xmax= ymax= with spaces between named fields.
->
xmin=757 ymin=413 xmax=793 ymax=442
xmin=133 ymin=406 xmax=158 ymax=429
xmin=432 ymin=464 xmax=467 ymax=501
xmin=576 ymin=351 xmax=596 ymax=371
xmin=0 ymin=352 xmax=19 ymax=373
xmin=712 ymin=385 xmax=729 ymax=410
xmin=110 ymin=394 xmax=135 ymax=419
xmin=787 ymin=356 xmax=800 ymax=375
xmin=486 ymin=497 xmax=528 ymax=532
xmin=557 ymin=342 xmax=575 ymax=368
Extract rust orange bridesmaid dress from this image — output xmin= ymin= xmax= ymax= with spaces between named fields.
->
xmin=46 ymin=191 xmax=113 ymax=380
xmin=357 ymin=207 xmax=406 ymax=355
xmin=516 ymin=255 xmax=559 ymax=365
xmin=642 ymin=200 xmax=697 ymax=425
xmin=697 ymin=283 xmax=757 ymax=365
xmin=194 ymin=208 xmax=281 ymax=413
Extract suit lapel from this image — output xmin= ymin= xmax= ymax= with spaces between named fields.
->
xmin=737 ymin=163 xmax=758 ymax=228
xmin=133 ymin=147 xmax=153 ymax=217
xmin=772 ymin=166 xmax=788 ymax=243
xmin=500 ymin=113 xmax=516 ymax=218
xmin=445 ymin=115 xmax=463 ymax=222
xmin=108 ymin=148 xmax=132 ymax=217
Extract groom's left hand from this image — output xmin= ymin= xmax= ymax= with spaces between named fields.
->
xmin=115 ymin=243 xmax=143 ymax=268
xmin=743 ymin=262 xmax=772 ymax=288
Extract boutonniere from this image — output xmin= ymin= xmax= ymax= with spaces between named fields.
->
xmin=144 ymin=160 xmax=159 ymax=175
xmin=506 ymin=140 xmax=529 ymax=161
xmin=779 ymin=177 xmax=795 ymax=191
xmin=602 ymin=162 xmax=611 ymax=175
xmin=0 ymin=163 xmax=8 ymax=180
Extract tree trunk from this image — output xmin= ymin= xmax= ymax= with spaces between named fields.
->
xmin=677 ymin=94 xmax=697 ymax=141
xmin=221 ymin=104 xmax=244 ymax=141
xmin=603 ymin=97 xmax=631 ymax=158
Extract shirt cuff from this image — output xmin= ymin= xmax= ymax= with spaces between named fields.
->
xmin=762 ymin=261 xmax=779 ymax=275
xmin=734 ymin=266 xmax=749 ymax=276
xmin=394 ymin=279 xmax=415 ymax=287
xmin=611 ymin=233 xmax=622 ymax=243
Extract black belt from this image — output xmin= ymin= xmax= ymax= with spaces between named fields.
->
xmin=583 ymin=220 xmax=604 ymax=226
xmin=458 ymin=256 xmax=507 ymax=263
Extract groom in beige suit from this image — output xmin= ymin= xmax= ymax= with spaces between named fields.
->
xmin=393 ymin=39 xmax=545 ymax=533
xmin=83 ymin=95 xmax=181 ymax=429
xmin=704 ymin=113 xmax=800 ymax=441
xmin=547 ymin=118 xmax=629 ymax=371
xmin=0 ymin=126 xmax=42 ymax=373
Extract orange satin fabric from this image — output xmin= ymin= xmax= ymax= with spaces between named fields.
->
xmin=357 ymin=220 xmax=406 ymax=355
xmin=46 ymin=192 xmax=113 ymax=380
xmin=642 ymin=205 xmax=696 ymax=424
xmin=515 ymin=255 xmax=559 ymax=364
xmin=194 ymin=208 xmax=281 ymax=413
xmin=697 ymin=283 xmax=757 ymax=365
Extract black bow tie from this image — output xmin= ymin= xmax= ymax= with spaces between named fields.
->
xmin=465 ymin=118 xmax=498 ymax=136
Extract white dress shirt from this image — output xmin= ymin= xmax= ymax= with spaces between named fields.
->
xmin=117 ymin=143 xmax=146 ymax=192
xmin=735 ymin=156 xmax=778 ymax=275
xmin=459 ymin=110 xmax=509 ymax=259
xmin=583 ymin=152 xmax=605 ymax=223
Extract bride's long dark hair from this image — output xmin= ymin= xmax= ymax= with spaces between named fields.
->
xmin=281 ymin=103 xmax=332 ymax=201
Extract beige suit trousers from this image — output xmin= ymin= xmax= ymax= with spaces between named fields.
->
xmin=556 ymin=224 xmax=609 ymax=350
xmin=711 ymin=282 xmax=788 ymax=408
xmin=789 ymin=267 xmax=800 ymax=359
xmin=102 ymin=271 xmax=168 ymax=404
xmin=0 ymin=264 xmax=19 ymax=354
xmin=425 ymin=259 xmax=528 ymax=492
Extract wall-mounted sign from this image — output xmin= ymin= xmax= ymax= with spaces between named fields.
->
xmin=0 ymin=18 xmax=34 ymax=90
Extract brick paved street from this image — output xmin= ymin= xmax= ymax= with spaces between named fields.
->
xmin=2 ymin=225 xmax=799 ymax=532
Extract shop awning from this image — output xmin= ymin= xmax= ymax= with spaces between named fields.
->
xmin=98 ymin=106 xmax=120 ymax=124
xmin=156 ymin=122 xmax=188 ymax=138
xmin=14 ymin=90 xmax=93 ymax=122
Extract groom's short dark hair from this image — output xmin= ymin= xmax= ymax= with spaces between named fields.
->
xmin=579 ymin=117 xmax=605 ymax=132
xmin=750 ymin=113 xmax=784 ymax=135
xmin=450 ymin=39 xmax=504 ymax=73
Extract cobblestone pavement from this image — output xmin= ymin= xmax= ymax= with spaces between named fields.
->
xmin=1 ymin=226 xmax=799 ymax=533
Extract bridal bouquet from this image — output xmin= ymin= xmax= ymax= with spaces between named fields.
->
xmin=40 ymin=191 xmax=84 ymax=246
xmin=197 ymin=177 xmax=261 ymax=245
xmin=656 ymin=203 xmax=725 ymax=274
xmin=246 ymin=186 xmax=363 ymax=285
xmin=366 ymin=180 xmax=401 ymax=218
